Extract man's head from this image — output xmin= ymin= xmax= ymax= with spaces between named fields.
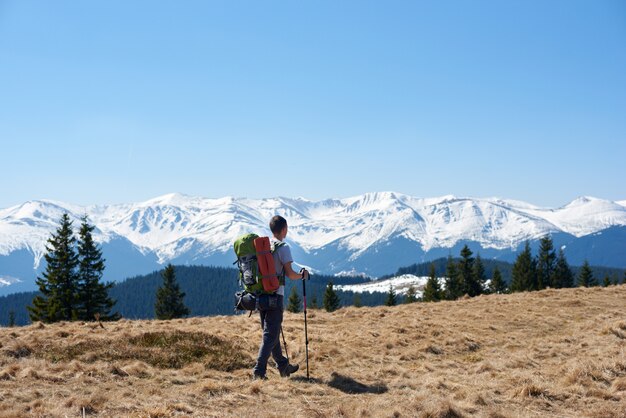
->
xmin=270 ymin=215 xmax=288 ymax=240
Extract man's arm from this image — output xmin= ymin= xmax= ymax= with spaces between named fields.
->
xmin=283 ymin=262 xmax=309 ymax=280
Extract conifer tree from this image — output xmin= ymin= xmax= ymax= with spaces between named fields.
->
xmin=323 ymin=282 xmax=340 ymax=312
xmin=28 ymin=213 xmax=80 ymax=322
xmin=510 ymin=241 xmax=537 ymax=292
xmin=553 ymin=248 xmax=574 ymax=288
xmin=287 ymin=286 xmax=301 ymax=313
xmin=577 ymin=260 xmax=596 ymax=287
xmin=353 ymin=294 xmax=363 ymax=308
xmin=537 ymin=235 xmax=556 ymax=289
xmin=490 ymin=266 xmax=507 ymax=294
xmin=8 ymin=311 xmax=15 ymax=327
xmin=310 ymin=295 xmax=319 ymax=309
xmin=445 ymin=254 xmax=462 ymax=300
xmin=602 ymin=276 xmax=611 ymax=287
xmin=76 ymin=217 xmax=119 ymax=321
xmin=472 ymin=253 xmax=487 ymax=295
xmin=155 ymin=264 xmax=190 ymax=320
xmin=385 ymin=285 xmax=397 ymax=306
xmin=404 ymin=285 xmax=418 ymax=304
xmin=423 ymin=263 xmax=442 ymax=302
xmin=613 ymin=274 xmax=620 ymax=286
xmin=459 ymin=245 xmax=479 ymax=296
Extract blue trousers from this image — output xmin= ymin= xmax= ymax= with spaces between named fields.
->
xmin=253 ymin=295 xmax=288 ymax=376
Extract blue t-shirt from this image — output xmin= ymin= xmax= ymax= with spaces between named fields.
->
xmin=272 ymin=240 xmax=293 ymax=296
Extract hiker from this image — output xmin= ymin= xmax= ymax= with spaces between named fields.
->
xmin=253 ymin=215 xmax=310 ymax=380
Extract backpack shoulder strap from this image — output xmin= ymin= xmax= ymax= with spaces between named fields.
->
xmin=271 ymin=240 xmax=286 ymax=253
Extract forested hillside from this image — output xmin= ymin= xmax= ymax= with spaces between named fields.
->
xmin=0 ymin=266 xmax=379 ymax=326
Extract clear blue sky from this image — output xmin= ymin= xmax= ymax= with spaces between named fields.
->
xmin=1 ymin=1 xmax=625 ymax=208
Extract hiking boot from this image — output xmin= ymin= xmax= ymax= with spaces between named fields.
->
xmin=280 ymin=363 xmax=299 ymax=378
xmin=252 ymin=372 xmax=267 ymax=381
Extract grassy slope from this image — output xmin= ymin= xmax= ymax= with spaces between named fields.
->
xmin=1 ymin=286 xmax=625 ymax=418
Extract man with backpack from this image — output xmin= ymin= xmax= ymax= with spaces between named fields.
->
xmin=252 ymin=215 xmax=309 ymax=380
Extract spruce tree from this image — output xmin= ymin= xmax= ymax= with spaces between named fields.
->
xmin=445 ymin=254 xmax=462 ymax=300
xmin=76 ymin=217 xmax=119 ymax=321
xmin=8 ymin=311 xmax=15 ymax=327
xmin=602 ymin=276 xmax=611 ymax=287
xmin=310 ymin=295 xmax=319 ymax=309
xmin=385 ymin=285 xmax=397 ymax=306
xmin=323 ymin=282 xmax=340 ymax=312
xmin=490 ymin=266 xmax=507 ymax=294
xmin=287 ymin=286 xmax=301 ymax=313
xmin=28 ymin=213 xmax=80 ymax=323
xmin=472 ymin=253 xmax=486 ymax=295
xmin=510 ymin=241 xmax=537 ymax=292
xmin=459 ymin=245 xmax=479 ymax=297
xmin=155 ymin=264 xmax=190 ymax=320
xmin=553 ymin=248 xmax=573 ymax=288
xmin=423 ymin=263 xmax=442 ymax=302
xmin=353 ymin=294 xmax=363 ymax=308
xmin=577 ymin=260 xmax=596 ymax=287
xmin=613 ymin=274 xmax=620 ymax=286
xmin=404 ymin=285 xmax=418 ymax=304
xmin=537 ymin=235 xmax=556 ymax=289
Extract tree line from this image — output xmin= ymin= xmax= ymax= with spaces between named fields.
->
xmin=25 ymin=213 xmax=189 ymax=324
xmin=309 ymin=237 xmax=625 ymax=310
xmin=509 ymin=236 xmax=622 ymax=291
xmin=410 ymin=236 xmax=624 ymax=305
xmin=27 ymin=214 xmax=120 ymax=322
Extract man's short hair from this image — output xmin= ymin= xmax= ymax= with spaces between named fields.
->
xmin=270 ymin=215 xmax=287 ymax=235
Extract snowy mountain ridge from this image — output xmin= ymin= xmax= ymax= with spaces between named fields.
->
xmin=1 ymin=192 xmax=625 ymax=292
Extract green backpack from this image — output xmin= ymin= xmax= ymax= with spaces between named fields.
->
xmin=233 ymin=233 xmax=285 ymax=295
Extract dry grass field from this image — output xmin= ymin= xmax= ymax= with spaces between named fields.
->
xmin=1 ymin=285 xmax=625 ymax=418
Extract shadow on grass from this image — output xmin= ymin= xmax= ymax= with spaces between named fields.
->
xmin=327 ymin=372 xmax=388 ymax=394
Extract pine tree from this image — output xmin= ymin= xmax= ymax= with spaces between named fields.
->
xmin=537 ymin=235 xmax=556 ymax=289
xmin=445 ymin=254 xmax=462 ymax=300
xmin=8 ymin=311 xmax=15 ymax=327
xmin=28 ymin=213 xmax=80 ymax=323
xmin=287 ymin=286 xmax=301 ymax=313
xmin=490 ymin=266 xmax=507 ymax=294
xmin=602 ymin=275 xmax=611 ymax=287
xmin=353 ymin=294 xmax=363 ymax=308
xmin=510 ymin=241 xmax=537 ymax=292
xmin=423 ymin=263 xmax=442 ymax=302
xmin=459 ymin=245 xmax=479 ymax=297
xmin=577 ymin=260 xmax=596 ymax=287
xmin=404 ymin=285 xmax=418 ymax=304
xmin=76 ymin=216 xmax=119 ymax=321
xmin=155 ymin=264 xmax=190 ymax=320
xmin=553 ymin=248 xmax=573 ymax=288
xmin=310 ymin=295 xmax=319 ymax=309
xmin=613 ymin=274 xmax=620 ymax=286
xmin=472 ymin=253 xmax=487 ymax=295
xmin=385 ymin=285 xmax=397 ymax=306
xmin=323 ymin=282 xmax=340 ymax=312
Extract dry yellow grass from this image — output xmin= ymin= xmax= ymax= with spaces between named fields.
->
xmin=1 ymin=285 xmax=625 ymax=417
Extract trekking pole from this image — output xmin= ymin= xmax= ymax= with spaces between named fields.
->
xmin=280 ymin=325 xmax=289 ymax=362
xmin=300 ymin=268 xmax=310 ymax=380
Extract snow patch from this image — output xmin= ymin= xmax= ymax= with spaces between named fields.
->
xmin=336 ymin=274 xmax=444 ymax=295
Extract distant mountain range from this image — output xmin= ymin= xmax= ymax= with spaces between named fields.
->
xmin=1 ymin=192 xmax=625 ymax=295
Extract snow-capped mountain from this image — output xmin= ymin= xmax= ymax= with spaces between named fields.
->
xmin=1 ymin=192 xmax=625 ymax=295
